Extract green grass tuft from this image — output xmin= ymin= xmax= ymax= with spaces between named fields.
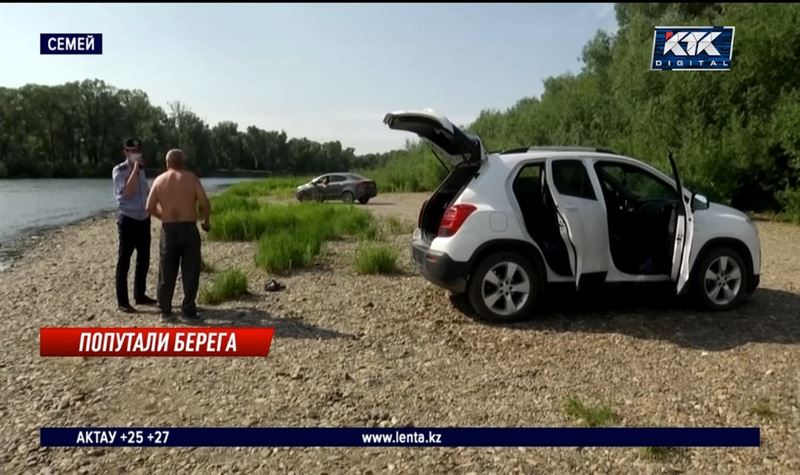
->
xmin=354 ymin=243 xmax=399 ymax=275
xmin=641 ymin=446 xmax=687 ymax=462
xmin=385 ymin=216 xmax=415 ymax=235
xmin=749 ymin=398 xmax=778 ymax=419
xmin=199 ymin=269 xmax=249 ymax=305
xmin=255 ymin=228 xmax=324 ymax=274
xmin=564 ymin=396 xmax=619 ymax=427
xmin=208 ymin=181 xmax=380 ymax=273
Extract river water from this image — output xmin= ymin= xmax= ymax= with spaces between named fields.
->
xmin=0 ymin=177 xmax=256 ymax=268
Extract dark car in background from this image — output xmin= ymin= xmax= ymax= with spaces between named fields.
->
xmin=295 ymin=173 xmax=378 ymax=204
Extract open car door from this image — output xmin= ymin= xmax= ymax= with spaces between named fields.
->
xmin=383 ymin=110 xmax=485 ymax=170
xmin=668 ymin=152 xmax=694 ymax=294
xmin=544 ymin=158 xmax=609 ymax=289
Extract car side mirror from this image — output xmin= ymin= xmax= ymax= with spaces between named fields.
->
xmin=692 ymin=193 xmax=709 ymax=211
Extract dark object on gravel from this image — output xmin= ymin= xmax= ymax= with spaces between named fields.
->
xmin=181 ymin=312 xmax=204 ymax=323
xmin=264 ymin=279 xmax=285 ymax=292
xmin=161 ymin=312 xmax=177 ymax=323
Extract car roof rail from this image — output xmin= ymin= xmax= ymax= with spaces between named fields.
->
xmin=497 ymin=146 xmax=619 ymax=155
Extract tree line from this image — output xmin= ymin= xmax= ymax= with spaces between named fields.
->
xmin=0 ymin=80 xmax=388 ymax=179
xmin=467 ymin=3 xmax=800 ymax=215
xmin=357 ymin=4 xmax=800 ymax=218
xmin=2 ymin=4 xmax=799 ymax=219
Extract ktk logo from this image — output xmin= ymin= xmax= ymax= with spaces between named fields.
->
xmin=663 ymin=31 xmax=721 ymax=56
xmin=651 ymin=26 xmax=734 ymax=71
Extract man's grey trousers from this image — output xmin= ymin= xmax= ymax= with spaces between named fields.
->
xmin=157 ymin=222 xmax=201 ymax=316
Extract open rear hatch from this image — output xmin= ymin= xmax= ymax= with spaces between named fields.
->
xmin=383 ymin=110 xmax=485 ymax=170
xmin=383 ymin=110 xmax=485 ymax=238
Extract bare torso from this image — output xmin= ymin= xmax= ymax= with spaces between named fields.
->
xmin=152 ymin=170 xmax=204 ymax=223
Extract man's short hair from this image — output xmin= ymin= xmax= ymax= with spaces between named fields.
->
xmin=166 ymin=149 xmax=185 ymax=169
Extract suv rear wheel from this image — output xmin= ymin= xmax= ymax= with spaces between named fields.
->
xmin=468 ymin=252 xmax=543 ymax=322
xmin=691 ymin=247 xmax=750 ymax=311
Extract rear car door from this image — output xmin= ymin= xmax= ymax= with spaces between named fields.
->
xmin=545 ymin=158 xmax=609 ymax=287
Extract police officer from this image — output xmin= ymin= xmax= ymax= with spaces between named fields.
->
xmin=112 ymin=138 xmax=157 ymax=312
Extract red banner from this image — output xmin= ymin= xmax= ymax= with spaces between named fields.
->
xmin=40 ymin=327 xmax=274 ymax=357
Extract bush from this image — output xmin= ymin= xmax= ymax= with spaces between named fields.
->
xmin=354 ymin=243 xmax=399 ymax=275
xmin=777 ymin=187 xmax=800 ymax=222
xmin=199 ymin=269 xmax=249 ymax=305
xmin=0 ymin=161 xmax=7 ymax=179
xmin=358 ymin=144 xmax=446 ymax=192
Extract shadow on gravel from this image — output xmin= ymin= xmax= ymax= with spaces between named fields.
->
xmin=455 ymin=285 xmax=800 ymax=351
xmin=184 ymin=307 xmax=355 ymax=340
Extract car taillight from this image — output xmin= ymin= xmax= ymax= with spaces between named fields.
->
xmin=438 ymin=204 xmax=477 ymax=237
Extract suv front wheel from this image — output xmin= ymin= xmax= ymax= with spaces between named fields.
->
xmin=691 ymin=247 xmax=751 ymax=311
xmin=468 ymin=252 xmax=543 ymax=323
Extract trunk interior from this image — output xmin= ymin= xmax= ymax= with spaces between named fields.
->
xmin=420 ymin=163 xmax=479 ymax=240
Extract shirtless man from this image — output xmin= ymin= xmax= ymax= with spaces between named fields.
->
xmin=146 ymin=149 xmax=211 ymax=322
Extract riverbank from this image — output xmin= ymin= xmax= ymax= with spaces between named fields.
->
xmin=0 ymin=177 xmax=258 ymax=270
xmin=1 ymin=195 xmax=798 ymax=473
xmin=0 ymin=211 xmax=116 ymax=272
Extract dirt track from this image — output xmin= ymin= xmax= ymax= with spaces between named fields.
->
xmin=1 ymin=192 xmax=798 ymax=473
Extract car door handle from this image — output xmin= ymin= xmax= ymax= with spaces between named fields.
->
xmin=562 ymin=204 xmax=578 ymax=211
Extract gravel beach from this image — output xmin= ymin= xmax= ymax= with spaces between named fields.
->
xmin=1 ymin=192 xmax=798 ymax=474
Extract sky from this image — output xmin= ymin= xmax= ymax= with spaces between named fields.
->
xmin=0 ymin=3 xmax=618 ymax=154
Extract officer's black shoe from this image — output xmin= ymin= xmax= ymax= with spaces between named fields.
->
xmin=117 ymin=304 xmax=136 ymax=314
xmin=135 ymin=295 xmax=158 ymax=306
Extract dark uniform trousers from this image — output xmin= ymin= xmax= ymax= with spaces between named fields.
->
xmin=157 ymin=222 xmax=202 ymax=316
xmin=116 ymin=215 xmax=151 ymax=306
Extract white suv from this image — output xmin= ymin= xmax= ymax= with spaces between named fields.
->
xmin=384 ymin=110 xmax=761 ymax=322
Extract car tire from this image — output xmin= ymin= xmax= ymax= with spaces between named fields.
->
xmin=297 ymin=192 xmax=307 ymax=202
xmin=467 ymin=251 xmax=543 ymax=323
xmin=342 ymin=191 xmax=355 ymax=204
xmin=358 ymin=197 xmax=370 ymax=204
xmin=691 ymin=246 xmax=750 ymax=311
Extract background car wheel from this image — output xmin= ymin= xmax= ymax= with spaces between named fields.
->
xmin=468 ymin=252 xmax=543 ymax=323
xmin=358 ymin=197 xmax=369 ymax=204
xmin=342 ymin=191 xmax=355 ymax=203
xmin=691 ymin=246 xmax=750 ymax=311
xmin=297 ymin=193 xmax=307 ymax=202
